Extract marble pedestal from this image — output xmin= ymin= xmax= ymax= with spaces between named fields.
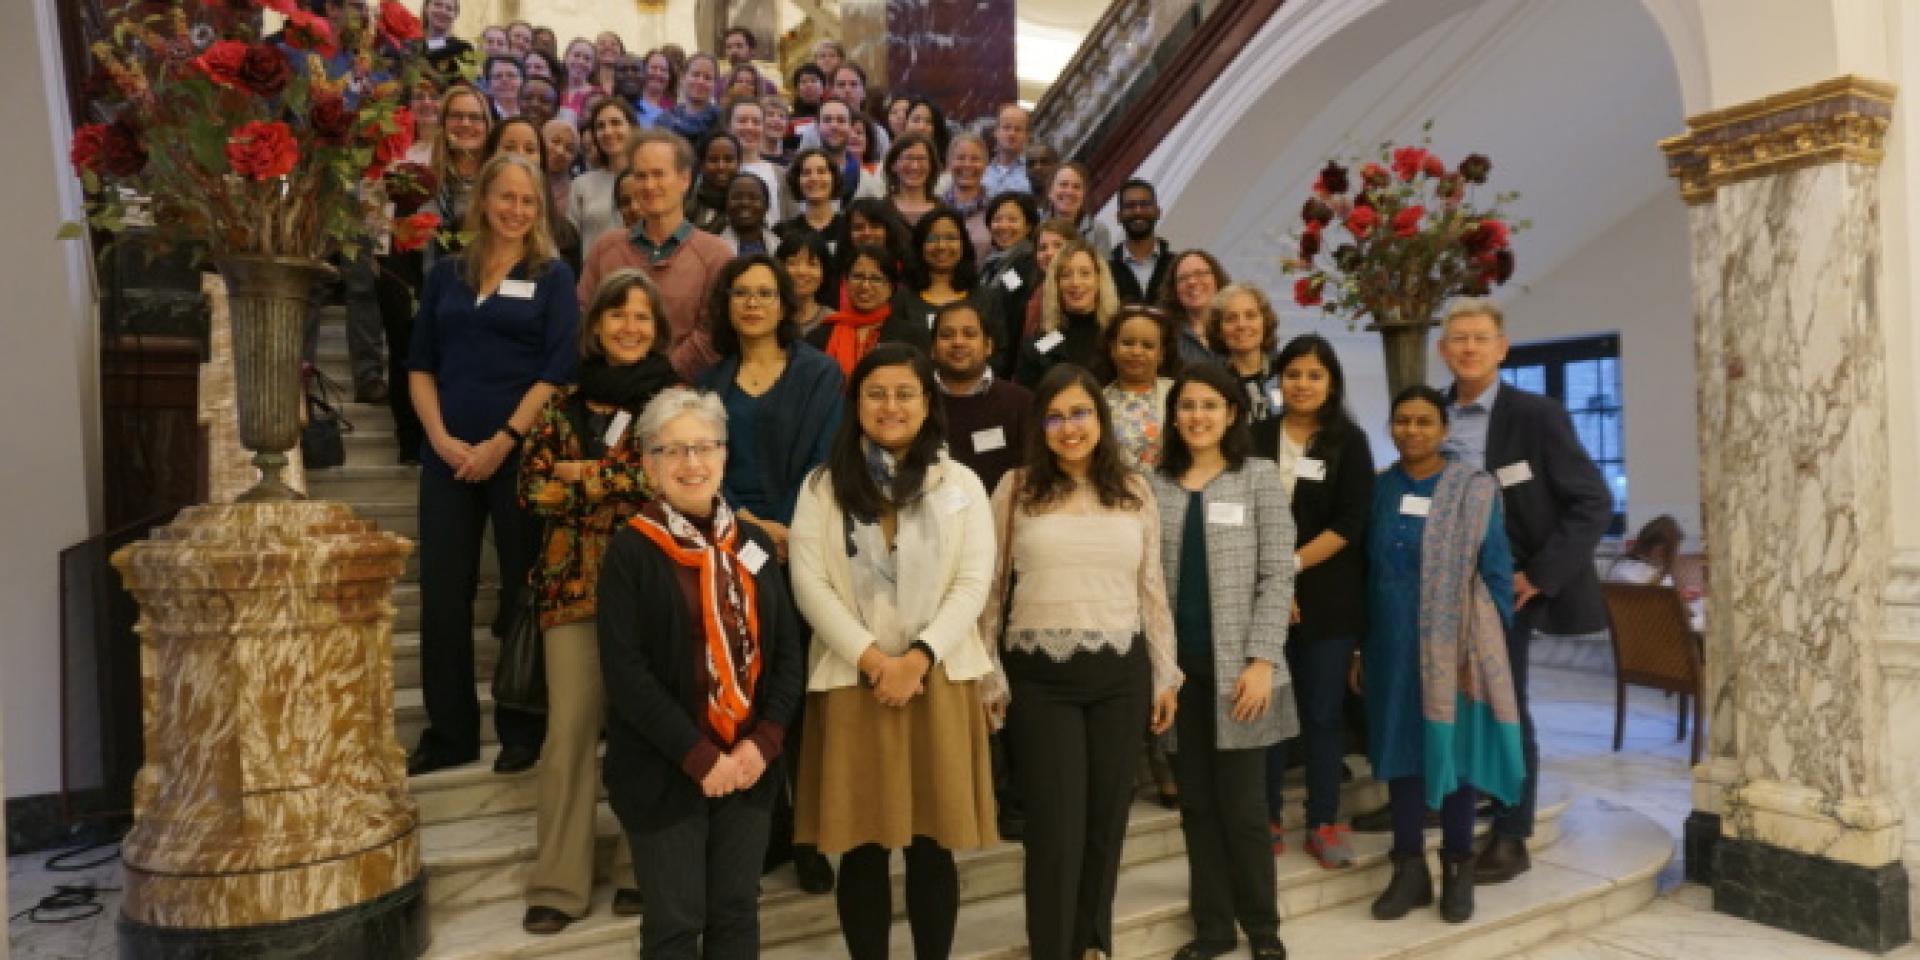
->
xmin=111 ymin=501 xmax=424 ymax=959
xmin=1663 ymin=75 xmax=1911 ymax=953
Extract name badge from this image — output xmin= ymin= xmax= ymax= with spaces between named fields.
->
xmin=1496 ymin=460 xmax=1533 ymax=488
xmin=927 ymin=312 xmax=938 ymax=329
xmin=1207 ymin=502 xmax=1245 ymax=526
xmin=498 ymin=278 xmax=536 ymax=299
xmin=737 ymin=540 xmax=769 ymax=574
xmin=604 ymin=410 xmax=632 ymax=448
xmin=1400 ymin=495 xmax=1431 ymax=517
xmin=1294 ymin=457 xmax=1326 ymax=481
xmin=1034 ymin=331 xmax=1064 ymax=354
xmin=972 ymin=426 xmax=1006 ymax=453
xmin=935 ymin=484 xmax=970 ymax=515
xmin=826 ymin=240 xmax=838 ymax=254
xmin=1269 ymin=386 xmax=1284 ymax=411
xmin=1001 ymin=271 xmax=1023 ymax=292
xmin=426 ymin=35 xmax=446 ymax=50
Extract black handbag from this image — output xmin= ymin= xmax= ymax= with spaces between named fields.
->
xmin=300 ymin=366 xmax=352 ymax=470
xmin=492 ymin=529 xmax=551 ymax=714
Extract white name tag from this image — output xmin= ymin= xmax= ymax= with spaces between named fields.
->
xmin=1400 ymin=495 xmax=1431 ymax=517
xmin=826 ymin=240 xmax=838 ymax=254
xmin=603 ymin=410 xmax=632 ymax=448
xmin=1034 ymin=331 xmax=1064 ymax=354
xmin=1001 ymin=271 xmax=1023 ymax=292
xmin=1207 ymin=501 xmax=1245 ymax=526
xmin=971 ymin=426 xmax=1006 ymax=453
xmin=1294 ymin=457 xmax=1326 ymax=481
xmin=935 ymin=484 xmax=970 ymax=515
xmin=1496 ymin=460 xmax=1533 ymax=488
xmin=1269 ymin=386 xmax=1284 ymax=411
xmin=498 ymin=278 xmax=536 ymax=299
xmin=927 ymin=312 xmax=938 ymax=329
xmin=426 ymin=35 xmax=446 ymax=50
xmin=737 ymin=540 xmax=769 ymax=573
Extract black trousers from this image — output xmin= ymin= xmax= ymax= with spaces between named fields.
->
xmin=836 ymin=836 xmax=958 ymax=960
xmin=1172 ymin=670 xmax=1278 ymax=946
xmin=373 ymin=259 xmax=424 ymax=460
xmin=625 ymin=793 xmax=771 ymax=960
xmin=416 ymin=459 xmax=545 ymax=757
xmin=1005 ymin=641 xmax=1150 ymax=960
xmin=1488 ymin=604 xmax=1539 ymax=839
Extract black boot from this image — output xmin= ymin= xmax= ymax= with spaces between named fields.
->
xmin=1439 ymin=849 xmax=1475 ymax=923
xmin=1473 ymin=833 xmax=1531 ymax=884
xmin=1370 ymin=851 xmax=1433 ymax=920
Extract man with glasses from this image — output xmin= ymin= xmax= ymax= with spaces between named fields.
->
xmin=1109 ymin=179 xmax=1171 ymax=305
xmin=577 ymin=129 xmax=733 ymax=381
xmin=1436 ymin=298 xmax=1611 ymax=885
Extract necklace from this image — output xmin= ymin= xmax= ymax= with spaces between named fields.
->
xmin=736 ymin=354 xmax=787 ymax=394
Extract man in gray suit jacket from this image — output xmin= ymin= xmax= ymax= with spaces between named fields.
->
xmin=1438 ymin=298 xmax=1613 ymax=884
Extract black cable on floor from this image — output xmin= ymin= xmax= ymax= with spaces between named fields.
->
xmin=7 ymin=841 xmax=123 ymax=925
xmin=45 ymin=840 xmax=120 ymax=872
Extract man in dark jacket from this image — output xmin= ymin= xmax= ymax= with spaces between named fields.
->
xmin=1109 ymin=179 xmax=1172 ymax=305
xmin=1438 ymin=297 xmax=1612 ymax=884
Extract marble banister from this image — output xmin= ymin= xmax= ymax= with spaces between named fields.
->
xmin=1030 ymin=0 xmax=1195 ymax=163
xmin=1664 ymin=74 xmax=1910 ymax=952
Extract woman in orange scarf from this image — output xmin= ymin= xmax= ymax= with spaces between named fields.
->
xmin=807 ymin=244 xmax=922 ymax=374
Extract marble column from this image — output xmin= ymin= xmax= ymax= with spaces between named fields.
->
xmin=1662 ymin=74 xmax=1911 ymax=952
xmin=1885 ymin=550 xmax=1920 ymax=931
xmin=887 ymin=0 xmax=1016 ymax=124
xmin=839 ymin=0 xmax=887 ymax=111
xmin=111 ymin=501 xmax=423 ymax=957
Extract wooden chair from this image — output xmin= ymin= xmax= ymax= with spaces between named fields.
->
xmin=1602 ymin=581 xmax=1706 ymax=765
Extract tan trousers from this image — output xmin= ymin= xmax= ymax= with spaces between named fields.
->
xmin=525 ymin=619 xmax=616 ymax=916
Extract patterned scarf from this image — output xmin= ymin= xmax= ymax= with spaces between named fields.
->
xmin=1416 ymin=460 xmax=1525 ymax=803
xmin=628 ymin=499 xmax=762 ymax=746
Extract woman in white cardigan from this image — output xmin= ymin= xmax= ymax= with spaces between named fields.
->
xmin=788 ymin=342 xmax=1000 ymax=960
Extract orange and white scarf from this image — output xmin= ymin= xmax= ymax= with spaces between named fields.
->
xmin=628 ymin=499 xmax=762 ymax=745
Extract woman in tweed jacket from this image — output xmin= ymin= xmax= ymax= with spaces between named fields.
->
xmin=1145 ymin=363 xmax=1296 ymax=960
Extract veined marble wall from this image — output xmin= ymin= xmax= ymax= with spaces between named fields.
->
xmin=1884 ymin=549 xmax=1920 ymax=924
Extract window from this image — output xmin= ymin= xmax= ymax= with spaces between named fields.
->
xmin=1500 ymin=333 xmax=1626 ymax=535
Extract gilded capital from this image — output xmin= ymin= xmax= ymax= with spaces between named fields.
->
xmin=1660 ymin=75 xmax=1896 ymax=205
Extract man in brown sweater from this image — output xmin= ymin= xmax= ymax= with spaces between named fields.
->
xmin=578 ymin=129 xmax=733 ymax=382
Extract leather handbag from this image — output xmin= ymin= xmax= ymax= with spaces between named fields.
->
xmin=300 ymin=366 xmax=352 ymax=470
xmin=491 ymin=529 xmax=551 ymax=714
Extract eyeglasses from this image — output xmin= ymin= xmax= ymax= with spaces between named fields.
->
xmin=730 ymin=288 xmax=779 ymax=303
xmin=861 ymin=387 xmax=925 ymax=405
xmin=925 ymin=233 xmax=964 ymax=246
xmin=1443 ymin=333 xmax=1500 ymax=347
xmin=647 ymin=441 xmax=724 ymax=461
xmin=1176 ymin=399 xmax=1229 ymax=413
xmin=1043 ymin=408 xmax=1096 ymax=432
xmin=446 ymin=110 xmax=489 ymax=125
xmin=847 ymin=272 xmax=890 ymax=286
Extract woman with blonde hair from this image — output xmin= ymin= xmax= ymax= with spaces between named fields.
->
xmin=406 ymin=152 xmax=580 ymax=778
xmin=1015 ymin=235 xmax=1121 ymax=387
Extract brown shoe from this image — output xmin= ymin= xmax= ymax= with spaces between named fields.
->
xmin=522 ymin=906 xmax=573 ymax=935
xmin=1472 ymin=834 xmax=1531 ymax=884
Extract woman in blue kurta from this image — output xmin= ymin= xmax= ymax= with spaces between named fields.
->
xmin=1358 ymin=385 xmax=1524 ymax=925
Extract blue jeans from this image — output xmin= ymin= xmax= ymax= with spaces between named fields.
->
xmin=1266 ymin=631 xmax=1357 ymax=828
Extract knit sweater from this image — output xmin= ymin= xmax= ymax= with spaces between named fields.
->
xmin=937 ymin=378 xmax=1031 ymax=496
xmin=577 ymin=224 xmax=733 ymax=382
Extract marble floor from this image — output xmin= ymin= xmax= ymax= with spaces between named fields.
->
xmin=8 ymin=665 xmax=1915 ymax=960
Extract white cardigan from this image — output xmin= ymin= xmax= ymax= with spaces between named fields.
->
xmin=788 ymin=454 xmax=999 ymax=693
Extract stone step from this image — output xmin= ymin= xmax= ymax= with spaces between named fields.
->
xmin=391 ymin=581 xmax=500 ymax=633
xmin=419 ymin=785 xmax=1579 ymax=959
xmin=306 ymin=463 xmax=423 ymax=502
xmin=393 ymin=628 xmax=500 ymax=690
xmin=408 ymin=745 xmax=602 ymax=827
xmin=346 ymin=425 xmax=412 ymax=467
xmin=396 ymin=683 xmax=498 ymax=752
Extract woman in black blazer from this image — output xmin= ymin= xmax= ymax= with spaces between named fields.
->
xmin=1255 ymin=334 xmax=1373 ymax=869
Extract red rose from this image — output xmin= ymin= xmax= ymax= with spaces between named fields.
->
xmin=1422 ymin=154 xmax=1447 ymax=179
xmin=1318 ymin=162 xmax=1349 ymax=194
xmin=226 ymin=120 xmax=299 ymax=180
xmin=1391 ymin=205 xmax=1425 ymax=238
xmin=1293 ymin=276 xmax=1324 ymax=308
xmin=1301 ymin=196 xmax=1334 ymax=227
xmin=237 ymin=43 xmax=292 ymax=96
xmin=281 ymin=9 xmax=336 ymax=55
xmin=310 ymin=95 xmax=357 ymax=146
xmin=1391 ymin=146 xmax=1429 ymax=182
xmin=1494 ymin=249 xmax=1515 ymax=284
xmin=377 ymin=1 xmax=424 ymax=46
xmin=1299 ymin=220 xmax=1323 ymax=258
xmin=192 ymin=40 xmax=249 ymax=87
xmin=70 ymin=120 xmax=146 ymax=177
xmin=384 ymin=162 xmax=437 ymax=214
xmin=1360 ymin=162 xmax=1390 ymax=188
xmin=1463 ymin=218 xmax=1511 ymax=253
xmin=392 ymin=210 xmax=441 ymax=252
xmin=1344 ymin=206 xmax=1378 ymax=239
xmin=1459 ymin=153 xmax=1492 ymax=184
xmin=362 ymin=107 xmax=415 ymax=179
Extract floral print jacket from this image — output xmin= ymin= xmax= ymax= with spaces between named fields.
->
xmin=518 ymin=390 xmax=653 ymax=629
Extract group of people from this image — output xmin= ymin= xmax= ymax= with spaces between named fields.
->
xmin=360 ymin=5 xmax=1616 ymax=959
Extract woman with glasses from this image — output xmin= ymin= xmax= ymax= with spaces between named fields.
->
xmin=981 ymin=364 xmax=1181 ymax=960
xmin=1158 ymin=250 xmax=1231 ymax=367
xmin=809 ymin=245 xmax=923 ymax=373
xmin=788 ymin=343 xmax=1000 ymax=960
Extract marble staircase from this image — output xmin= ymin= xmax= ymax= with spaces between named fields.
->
xmin=310 ymin=317 xmax=1671 ymax=958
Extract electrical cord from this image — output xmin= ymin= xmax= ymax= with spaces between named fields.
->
xmin=8 ymin=841 xmax=122 ymax=925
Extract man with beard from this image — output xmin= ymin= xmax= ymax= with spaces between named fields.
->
xmin=1109 ymin=178 xmax=1172 ymax=305
xmin=613 ymin=54 xmax=664 ymax=128
xmin=813 ymin=97 xmax=887 ymax=203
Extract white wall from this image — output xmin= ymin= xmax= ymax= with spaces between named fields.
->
xmin=3 ymin=0 xmax=100 ymax=801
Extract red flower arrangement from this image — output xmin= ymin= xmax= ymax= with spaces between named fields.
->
xmin=66 ymin=0 xmax=430 ymax=260
xmin=1283 ymin=133 xmax=1525 ymax=320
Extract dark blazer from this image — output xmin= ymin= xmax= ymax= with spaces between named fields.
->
xmin=596 ymin=521 xmax=805 ymax=832
xmin=1109 ymin=238 xmax=1172 ymax=305
xmin=1462 ymin=383 xmax=1613 ymax=635
xmin=1013 ymin=311 xmax=1108 ymax=388
xmin=1255 ymin=415 xmax=1374 ymax=638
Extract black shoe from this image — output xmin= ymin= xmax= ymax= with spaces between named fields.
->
xmin=1473 ymin=834 xmax=1530 ymax=885
xmin=397 ymin=451 xmax=420 ymax=466
xmin=794 ymin=846 xmax=835 ymax=894
xmin=355 ymin=381 xmax=388 ymax=404
xmin=1170 ymin=941 xmax=1235 ymax=960
xmin=494 ymin=743 xmax=540 ymax=774
xmin=1370 ymin=851 xmax=1433 ymax=920
xmin=406 ymin=743 xmax=476 ymax=777
xmin=1250 ymin=939 xmax=1288 ymax=960
xmin=521 ymin=906 xmax=573 ymax=935
xmin=997 ymin=814 xmax=1025 ymax=841
xmin=1439 ymin=849 xmax=1475 ymax=922
xmin=611 ymin=888 xmax=643 ymax=916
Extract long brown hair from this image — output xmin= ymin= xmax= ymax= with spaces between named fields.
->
xmin=459 ymin=154 xmax=558 ymax=286
xmin=1018 ymin=364 xmax=1142 ymax=512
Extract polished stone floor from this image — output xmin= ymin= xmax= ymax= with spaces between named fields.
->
xmin=8 ymin=663 xmax=1915 ymax=959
